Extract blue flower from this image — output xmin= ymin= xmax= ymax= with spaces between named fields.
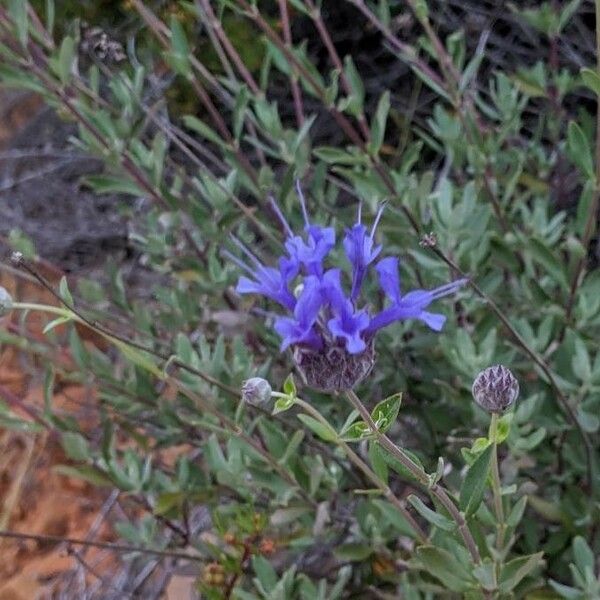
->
xmin=274 ymin=276 xmax=324 ymax=351
xmin=367 ymin=257 xmax=468 ymax=333
xmin=228 ymin=182 xmax=467 ymax=378
xmin=343 ymin=204 xmax=383 ymax=299
xmin=226 ymin=237 xmax=297 ymax=310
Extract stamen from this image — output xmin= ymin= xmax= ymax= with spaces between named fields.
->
xmin=295 ymin=179 xmax=310 ymax=227
xmin=369 ymin=202 xmax=387 ymax=240
xmin=268 ymin=196 xmax=293 ymax=237
xmin=357 ymin=201 xmax=362 ymax=225
xmin=230 ymin=235 xmax=263 ymax=268
xmin=430 ymin=278 xmax=469 ymax=299
xmin=221 ymin=249 xmax=254 ymax=276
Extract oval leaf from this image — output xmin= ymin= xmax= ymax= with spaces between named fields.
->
xmin=460 ymin=443 xmax=493 ymax=516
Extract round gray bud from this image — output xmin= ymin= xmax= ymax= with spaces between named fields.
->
xmin=472 ymin=365 xmax=519 ymax=413
xmin=0 ymin=287 xmax=13 ymax=316
xmin=241 ymin=378 xmax=272 ymax=405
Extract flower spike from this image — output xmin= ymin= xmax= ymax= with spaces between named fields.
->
xmin=228 ymin=189 xmax=467 ymax=391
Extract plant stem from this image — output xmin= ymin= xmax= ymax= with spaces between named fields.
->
xmin=277 ymin=0 xmax=305 ymax=128
xmin=488 ymin=413 xmax=505 ymax=551
xmin=293 ymin=398 xmax=427 ymax=543
xmin=345 ymin=389 xmax=482 ymax=565
xmin=0 ymin=529 xmax=204 ymax=562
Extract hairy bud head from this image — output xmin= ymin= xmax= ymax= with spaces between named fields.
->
xmin=472 ymin=365 xmax=519 ymax=413
xmin=241 ymin=378 xmax=272 ymax=405
xmin=293 ymin=342 xmax=375 ymax=392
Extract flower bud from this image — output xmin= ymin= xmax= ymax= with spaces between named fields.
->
xmin=0 ymin=286 xmax=13 ymax=316
xmin=472 ymin=365 xmax=519 ymax=413
xmin=241 ymin=377 xmax=272 ymax=405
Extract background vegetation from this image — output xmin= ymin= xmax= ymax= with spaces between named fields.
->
xmin=0 ymin=0 xmax=599 ymax=597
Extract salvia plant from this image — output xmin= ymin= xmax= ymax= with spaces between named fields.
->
xmin=0 ymin=0 xmax=599 ymax=598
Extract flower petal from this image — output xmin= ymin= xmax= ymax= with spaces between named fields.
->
xmin=418 ymin=311 xmax=447 ymax=331
xmin=344 ymin=223 xmax=382 ymax=299
xmin=294 ymin=275 xmax=324 ymax=327
xmin=375 ymin=257 xmax=401 ymax=303
xmin=327 ymin=301 xmax=370 ymax=354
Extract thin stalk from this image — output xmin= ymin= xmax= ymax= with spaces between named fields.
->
xmin=488 ymin=413 xmax=505 ymax=551
xmin=277 ymin=0 xmax=305 ymax=128
xmin=292 ymin=397 xmax=427 ymax=543
xmin=0 ymin=529 xmax=205 ymax=562
xmin=345 ymin=389 xmax=482 ymax=566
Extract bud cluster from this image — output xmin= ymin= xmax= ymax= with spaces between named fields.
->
xmin=241 ymin=377 xmax=272 ymax=405
xmin=472 ymin=364 xmax=519 ymax=413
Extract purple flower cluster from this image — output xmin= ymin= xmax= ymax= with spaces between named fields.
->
xmin=228 ymin=185 xmax=466 ymax=359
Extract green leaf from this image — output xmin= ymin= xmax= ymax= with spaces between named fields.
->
xmin=339 ymin=420 xmax=372 ymax=442
xmin=279 ymin=430 xmax=304 ymax=464
xmin=459 ymin=443 xmax=493 ymax=516
xmin=340 ymin=55 xmax=365 ymax=117
xmin=581 ymin=67 xmax=600 ymax=96
xmin=506 ymin=496 xmax=528 ymax=527
xmin=114 ymin=341 xmax=163 ymax=378
xmin=59 ymin=276 xmax=74 ymax=306
xmin=368 ymin=442 xmax=389 ymax=484
xmin=84 ymin=174 xmax=143 ymax=197
xmin=527 ymin=237 xmax=569 ymax=290
xmin=498 ymin=552 xmax=545 ymax=593
xmin=55 ymin=465 xmax=112 ymax=487
xmin=283 ymin=373 xmax=297 ymax=397
xmin=472 ymin=558 xmax=496 ymax=591
xmin=183 ymin=115 xmax=227 ymax=147
xmin=495 ymin=413 xmax=513 ymax=444
xmin=380 ymin=446 xmax=424 ymax=483
xmin=297 ymin=414 xmax=338 ymax=442
xmin=233 ymin=85 xmax=249 ymax=141
xmin=61 ymin=432 xmax=90 ymax=461
xmin=371 ymin=392 xmax=402 ymax=433
xmin=334 ymin=543 xmax=374 ymax=561
xmin=57 ymin=36 xmax=75 ymax=85
xmin=548 ymin=580 xmax=582 ymax=599
xmin=577 ymin=407 xmax=600 ymax=432
xmin=410 ymin=64 xmax=452 ymax=102
xmin=169 ymin=16 xmax=190 ymax=73
xmin=371 ymin=499 xmax=417 ymax=537
xmin=42 ymin=316 xmax=72 ymax=335
xmin=9 ymin=0 xmax=28 ymax=46
xmin=313 ymin=147 xmax=368 ymax=165
xmin=567 ymin=121 xmax=595 ymax=180
xmin=273 ymin=395 xmax=296 ymax=414
xmin=572 ymin=536 xmax=594 ymax=573
xmin=45 ymin=0 xmax=55 ymax=36
xmin=252 ymin=555 xmax=278 ymax=591
xmin=414 ymin=546 xmax=474 ymax=593
xmin=154 ymin=492 xmax=184 ymax=516
xmin=369 ymin=91 xmax=390 ymax=155
xmin=408 ymin=495 xmax=455 ymax=531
